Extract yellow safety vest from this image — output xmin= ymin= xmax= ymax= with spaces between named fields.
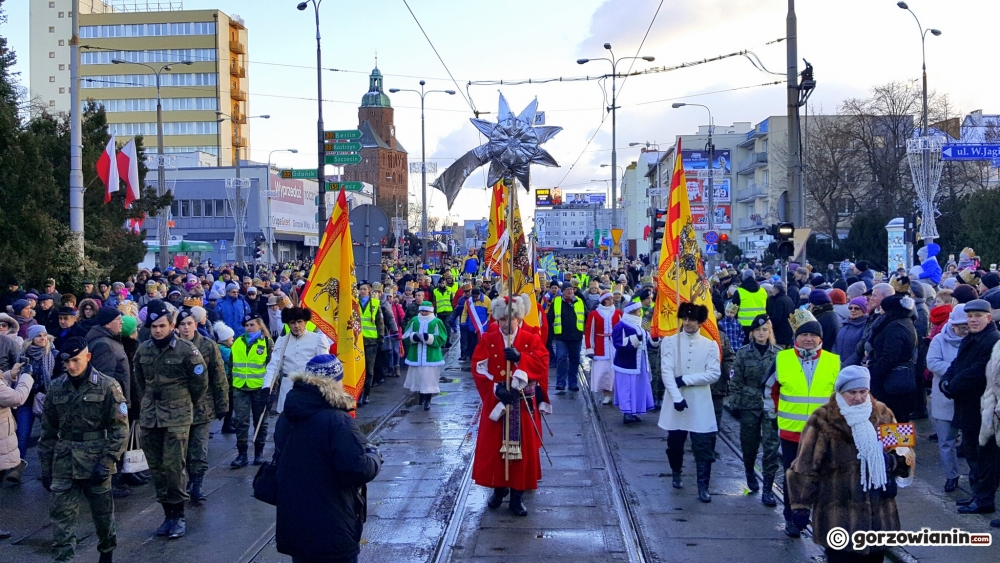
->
xmin=736 ymin=286 xmax=768 ymax=327
xmin=448 ymin=282 xmax=459 ymax=296
xmin=775 ymin=349 xmax=839 ymax=434
xmin=575 ymin=273 xmax=590 ymax=287
xmin=360 ymin=298 xmax=380 ymax=339
xmin=433 ymin=288 xmax=454 ymax=314
xmin=552 ymin=297 xmax=585 ymax=334
xmin=449 ymin=268 xmax=460 ymax=280
xmin=231 ymin=336 xmax=270 ymax=389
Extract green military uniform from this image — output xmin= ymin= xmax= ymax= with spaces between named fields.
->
xmin=711 ymin=331 xmax=736 ymax=428
xmin=728 ymin=341 xmax=781 ymax=482
xmin=133 ymin=335 xmax=208 ymax=505
xmin=38 ymin=366 xmax=129 ymax=562
xmin=186 ymin=333 xmax=230 ymax=480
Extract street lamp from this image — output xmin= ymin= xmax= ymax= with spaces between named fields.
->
xmin=297 ymin=0 xmax=327 ymax=247
xmin=217 ymin=111 xmax=269 ymax=267
xmin=629 ymin=141 xmax=662 ymax=260
xmin=111 ymin=58 xmax=192 ymax=269
xmin=266 ymin=148 xmax=298 ymax=267
xmin=389 ymin=81 xmax=456 ymax=265
xmin=672 ymin=102 xmax=718 ymax=275
xmin=578 ymin=43 xmax=654 ymax=266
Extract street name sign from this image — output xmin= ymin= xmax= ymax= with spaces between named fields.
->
xmin=324 ymin=129 xmax=362 ymax=140
xmin=325 ymin=153 xmax=363 ymax=165
xmin=941 ymin=144 xmax=1000 ymax=161
xmin=323 ymin=142 xmax=361 ymax=152
xmin=279 ymin=169 xmax=317 ymax=179
xmin=328 ymin=181 xmax=364 ymax=192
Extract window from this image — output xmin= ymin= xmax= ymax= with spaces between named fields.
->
xmin=49 ymin=1 xmax=55 ymax=7
xmin=49 ymin=26 xmax=55 ymax=33
xmin=49 ymin=76 xmax=56 ymax=82
xmin=80 ymin=22 xmax=216 ymax=39
xmin=59 ymin=87 xmax=65 ymax=93
xmin=224 ymin=200 xmax=233 ymax=217
xmin=215 ymin=199 xmax=225 ymax=217
xmin=81 ymin=49 xmax=217 ymax=65
xmin=49 ymin=100 xmax=55 ymax=107
xmin=49 ymin=52 xmax=55 ymax=58
xmin=58 ymin=40 xmax=65 ymax=46
xmin=203 ymin=200 xmax=214 ymax=216
xmin=191 ymin=200 xmax=202 ymax=217
xmin=170 ymin=201 xmax=179 ymax=216
xmin=58 ymin=64 xmax=65 ymax=70
xmin=58 ymin=12 xmax=64 ymax=18
xmin=180 ymin=200 xmax=191 ymax=217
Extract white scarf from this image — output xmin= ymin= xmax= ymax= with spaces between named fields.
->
xmin=835 ymin=393 xmax=887 ymax=491
xmin=621 ymin=312 xmax=642 ymax=328
xmin=596 ymin=304 xmax=616 ymax=335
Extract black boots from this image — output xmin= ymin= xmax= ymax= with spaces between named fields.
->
xmin=231 ymin=446 xmax=249 ymax=468
xmin=111 ymin=473 xmax=131 ymax=498
xmin=420 ymin=393 xmax=432 ymax=411
xmin=253 ymin=444 xmax=265 ymax=466
xmin=487 ymin=487 xmax=509 ymax=509
xmin=671 ymin=472 xmax=683 ymax=489
xmin=169 ymin=503 xmax=186 ymax=539
xmin=508 ymin=489 xmax=528 ymax=516
xmin=745 ymin=469 xmax=760 ymax=493
xmin=98 ymin=550 xmax=114 ymax=563
xmin=696 ymin=462 xmax=712 ymax=503
xmin=156 ymin=503 xmax=173 ymax=536
xmin=189 ymin=474 xmax=207 ymax=502
xmin=761 ymin=475 xmax=777 ymax=506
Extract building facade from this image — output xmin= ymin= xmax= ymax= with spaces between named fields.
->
xmin=29 ymin=0 xmax=248 ymax=165
xmin=536 ymin=205 xmax=614 ymax=251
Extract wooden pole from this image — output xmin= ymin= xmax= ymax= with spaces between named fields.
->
xmin=504 ymin=178 xmax=517 ymax=481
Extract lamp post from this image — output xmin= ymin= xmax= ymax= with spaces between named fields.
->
xmin=672 ymin=102 xmax=717 ymax=275
xmin=216 ymin=112 xmax=270 ymax=268
xmin=389 ymin=81 xmax=456 ymax=265
xmin=297 ymin=0 xmax=327 ymax=248
xmin=629 ymin=141 xmax=661 ymax=260
xmin=112 ymin=58 xmax=192 ymax=269
xmin=578 ymin=45 xmax=654 ymax=267
xmin=266 ymin=148 xmax=298 ymax=267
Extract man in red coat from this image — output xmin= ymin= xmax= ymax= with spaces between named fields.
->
xmin=471 ymin=294 xmax=550 ymax=516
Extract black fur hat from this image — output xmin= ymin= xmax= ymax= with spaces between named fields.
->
xmin=677 ymin=302 xmax=708 ymax=323
xmin=280 ymin=307 xmax=313 ymax=324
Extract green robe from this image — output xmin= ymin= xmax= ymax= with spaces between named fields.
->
xmin=403 ymin=315 xmax=448 ymax=366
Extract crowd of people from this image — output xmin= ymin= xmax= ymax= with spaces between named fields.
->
xmin=1 ymin=242 xmax=999 ymax=562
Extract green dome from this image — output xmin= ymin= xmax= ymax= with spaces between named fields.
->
xmin=361 ymin=67 xmax=391 ymax=108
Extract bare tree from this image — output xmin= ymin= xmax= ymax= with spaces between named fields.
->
xmin=801 ymin=114 xmax=864 ymax=245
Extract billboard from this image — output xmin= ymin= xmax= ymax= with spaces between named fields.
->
xmin=685 ymin=177 xmax=731 ymax=204
xmin=689 ymin=204 xmax=732 ymax=230
xmin=682 ymin=149 xmax=732 ymax=176
xmin=535 ymin=188 xmax=552 ymax=207
xmin=563 ymin=193 xmax=607 ymax=207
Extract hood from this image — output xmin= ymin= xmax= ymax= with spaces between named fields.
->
xmin=0 ymin=313 xmax=19 ymax=336
xmin=939 ymin=323 xmax=964 ymax=346
xmin=281 ymin=373 xmax=356 ymax=422
xmin=740 ymin=277 xmax=760 ymax=293
xmin=925 ymin=243 xmax=940 ymax=258
xmin=929 ymin=304 xmax=952 ymax=325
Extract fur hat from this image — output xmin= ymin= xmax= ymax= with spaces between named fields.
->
xmin=281 ymin=307 xmax=312 ymax=324
xmin=213 ymin=321 xmax=235 ymax=342
xmin=951 ymin=284 xmax=979 ymax=304
xmin=492 ymin=294 xmax=530 ymax=320
xmin=677 ymin=302 xmax=708 ymax=323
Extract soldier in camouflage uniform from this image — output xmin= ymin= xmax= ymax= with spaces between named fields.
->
xmin=133 ymin=300 xmax=208 ymax=539
xmin=37 ymin=337 xmax=128 ymax=563
xmin=175 ymin=309 xmax=229 ymax=503
xmin=727 ymin=314 xmax=781 ymax=506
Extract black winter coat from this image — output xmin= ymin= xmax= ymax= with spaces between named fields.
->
xmin=812 ymin=305 xmax=841 ymax=352
xmin=766 ymin=289 xmax=796 ymax=347
xmin=941 ymin=322 xmax=1000 ymax=431
xmin=274 ymin=375 xmax=381 ymax=562
xmin=866 ymin=310 xmax=917 ymax=401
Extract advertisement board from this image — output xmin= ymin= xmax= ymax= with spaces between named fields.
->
xmin=685 ymin=178 xmax=731 ymax=204
xmin=551 ymin=187 xmax=563 ymax=206
xmin=689 ymin=204 xmax=733 ymax=230
xmin=682 ymin=149 xmax=732 ymax=176
xmin=268 ymin=173 xmax=319 ymax=236
xmin=535 ymin=188 xmax=552 ymax=207
xmin=563 ymin=193 xmax=607 ymax=207
xmin=464 ymin=219 xmax=489 ymax=241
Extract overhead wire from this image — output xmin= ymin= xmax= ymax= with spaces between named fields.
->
xmin=615 ymin=0 xmax=664 ymax=100
xmin=399 ymin=0 xmax=477 ymax=116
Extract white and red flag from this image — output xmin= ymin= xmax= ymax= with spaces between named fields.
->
xmin=116 ymin=138 xmax=140 ymax=206
xmin=97 ymin=135 xmax=120 ymax=203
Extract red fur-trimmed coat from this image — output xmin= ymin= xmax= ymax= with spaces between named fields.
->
xmin=584 ymin=307 xmax=622 ymax=359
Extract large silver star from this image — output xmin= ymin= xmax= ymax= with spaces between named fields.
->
xmin=431 ymin=93 xmax=562 ymax=209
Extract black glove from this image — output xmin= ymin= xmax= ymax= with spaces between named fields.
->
xmin=260 ymin=387 xmax=272 ymax=401
xmin=90 ymin=463 xmax=111 ymax=485
xmin=421 ymin=332 xmax=430 ymax=344
xmin=673 ymin=399 xmax=688 ymax=412
xmin=675 ymin=377 xmax=686 ymax=389
xmin=410 ymin=334 xmax=421 ymax=344
xmin=494 ymin=383 xmax=516 ymax=406
xmin=730 ymin=408 xmax=742 ymax=420
xmin=41 ymin=475 xmax=52 ymax=492
xmin=504 ymin=347 xmax=521 ymax=362
xmin=938 ymin=377 xmax=953 ymax=399
xmin=790 ymin=508 xmax=810 ymax=531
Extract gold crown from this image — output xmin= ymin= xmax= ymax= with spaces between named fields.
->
xmin=788 ymin=309 xmax=817 ymax=333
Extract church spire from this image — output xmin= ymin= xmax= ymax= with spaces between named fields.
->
xmin=361 ymin=63 xmax=391 ymax=108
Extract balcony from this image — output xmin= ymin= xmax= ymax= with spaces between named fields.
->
xmin=737 ymin=151 xmax=768 ymax=175
xmin=231 ymin=88 xmax=247 ymax=101
xmin=736 ymin=181 xmax=769 ymax=202
xmin=229 ymin=62 xmax=246 ymax=77
xmin=738 ymin=217 xmax=765 ymax=231
xmin=232 ymin=135 xmax=247 ymax=148
xmin=230 ymin=112 xmax=246 ymax=124
xmin=229 ymin=40 xmax=245 ymax=54
xmin=229 ymin=14 xmax=246 ymax=30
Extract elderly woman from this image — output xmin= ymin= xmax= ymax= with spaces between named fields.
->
xmin=787 ymin=366 xmax=913 ymax=563
xmin=1 ymin=363 xmax=34 ymax=539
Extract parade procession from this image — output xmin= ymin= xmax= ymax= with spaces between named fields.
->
xmin=3 ymin=1 xmax=1000 ymax=562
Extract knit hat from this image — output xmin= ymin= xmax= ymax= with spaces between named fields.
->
xmin=600 ymin=292 xmax=614 ymax=304
xmin=983 ymin=272 xmax=1000 ymax=289
xmin=11 ymin=299 xmax=30 ymax=314
xmin=121 ymin=316 xmax=138 ymax=337
xmin=829 ymin=288 xmax=847 ymax=305
xmin=951 ymin=284 xmax=978 ymax=304
xmin=58 ymin=336 xmax=89 ymax=361
xmin=835 ymin=365 xmax=871 ymax=394
xmin=742 ymin=268 xmax=754 ymax=280
xmin=795 ymin=320 xmax=823 ymax=338
xmin=982 ymin=292 xmax=1000 ymax=311
xmin=304 ymin=354 xmax=345 ymax=381
xmin=213 ymin=321 xmax=235 ymax=342
xmin=418 ymin=301 xmax=435 ymax=313
xmin=749 ymin=314 xmax=769 ymax=331
xmin=27 ymin=324 xmax=47 ymax=341
xmin=949 ymin=304 xmax=967 ymax=325
xmin=808 ymin=289 xmax=832 ymax=306
xmin=95 ymin=306 xmax=122 ymax=327
xmin=849 ymin=296 xmax=868 ymax=311
xmin=189 ymin=306 xmax=207 ymax=323
xmin=225 ymin=282 xmax=240 ymax=293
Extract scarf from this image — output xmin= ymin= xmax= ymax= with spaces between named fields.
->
xmin=835 ymin=393 xmax=887 ymax=491
xmin=26 ymin=343 xmax=54 ymax=389
xmin=596 ymin=303 xmax=616 ymax=338
xmin=794 ymin=346 xmax=819 ymax=362
xmin=621 ymin=311 xmax=642 ymax=328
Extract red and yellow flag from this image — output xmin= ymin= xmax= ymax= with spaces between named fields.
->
xmin=484 ymin=181 xmax=508 ymax=277
xmin=302 ymin=188 xmax=366 ymax=402
xmin=486 ymin=180 xmax=539 ymax=328
xmin=651 ymin=139 xmax=720 ymax=345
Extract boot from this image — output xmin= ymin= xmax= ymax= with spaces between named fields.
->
xmin=168 ymin=503 xmax=186 ymax=539
xmin=745 ymin=470 xmax=759 ymax=493
xmin=508 ymin=489 xmax=528 ymax=516
xmin=98 ymin=550 xmax=114 ymax=563
xmin=487 ymin=487 xmax=509 ymax=509
xmin=784 ymin=520 xmax=801 ymax=538
xmin=156 ymin=503 xmax=175 ymax=536
xmin=253 ymin=444 xmax=265 ymax=466
xmin=761 ymin=475 xmax=777 ymax=507
xmin=423 ymin=394 xmax=431 ymax=411
xmin=671 ymin=472 xmax=683 ymax=489
xmin=394 ymin=365 xmax=402 ymax=378
xmin=0 ymin=529 xmax=11 ymax=540
xmin=221 ymin=411 xmax=235 ymax=434
xmin=231 ymin=446 xmax=249 ymax=468
xmin=4 ymin=460 xmax=25 ymax=484
xmin=189 ymin=474 xmax=207 ymax=502
xmin=696 ymin=462 xmax=712 ymax=503
xmin=112 ymin=473 xmax=131 ymax=498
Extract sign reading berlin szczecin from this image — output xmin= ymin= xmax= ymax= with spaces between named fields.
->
xmin=324 ymin=129 xmax=362 ymax=140
xmin=325 ymin=153 xmax=363 ymax=165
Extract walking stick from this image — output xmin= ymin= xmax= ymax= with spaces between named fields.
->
xmin=252 ymin=406 xmax=267 ymax=444
xmin=520 ymin=390 xmax=553 ymax=466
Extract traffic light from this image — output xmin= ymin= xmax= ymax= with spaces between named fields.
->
xmin=766 ymin=222 xmax=795 ymax=259
xmin=651 ymin=208 xmax=666 ymax=249
xmin=719 ymin=233 xmax=729 ymax=243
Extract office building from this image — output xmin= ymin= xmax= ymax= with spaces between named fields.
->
xmin=535 ymin=202 xmax=614 ymax=251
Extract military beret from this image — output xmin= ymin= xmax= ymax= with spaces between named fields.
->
xmin=144 ymin=299 xmax=171 ymax=327
xmin=58 ymin=336 xmax=89 ymax=361
xmin=242 ymin=312 xmax=263 ymax=326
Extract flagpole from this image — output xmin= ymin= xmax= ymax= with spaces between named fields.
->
xmin=504 ymin=178 xmax=515 ymax=481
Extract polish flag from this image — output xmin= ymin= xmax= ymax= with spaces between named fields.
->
xmin=97 ymin=135 xmax=120 ymax=203
xmin=127 ymin=214 xmax=145 ymax=234
xmin=116 ymin=138 xmax=140 ymax=206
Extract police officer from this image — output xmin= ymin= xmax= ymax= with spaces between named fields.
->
xmin=175 ymin=309 xmax=229 ymax=503
xmin=229 ymin=312 xmax=273 ymax=467
xmin=133 ymin=300 xmax=208 ymax=539
xmin=37 ymin=337 xmax=128 ymax=563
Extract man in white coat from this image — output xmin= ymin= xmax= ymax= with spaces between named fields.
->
xmin=659 ymin=302 xmax=721 ymax=503
xmin=262 ymin=307 xmax=331 ymax=412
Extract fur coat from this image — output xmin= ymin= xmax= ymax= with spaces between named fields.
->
xmin=787 ymin=395 xmax=910 ymax=553
xmin=979 ymin=340 xmax=1000 ymax=447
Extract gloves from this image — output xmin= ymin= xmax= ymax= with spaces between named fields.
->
xmin=673 ymin=399 xmax=688 ymax=412
xmin=410 ymin=334 xmax=421 ymax=344
xmin=90 ymin=463 xmax=111 ymax=485
xmin=494 ymin=383 xmax=516 ymax=406
xmin=260 ymin=387 xmax=272 ymax=401
xmin=938 ymin=377 xmax=953 ymax=399
xmin=41 ymin=475 xmax=52 ymax=492
xmin=730 ymin=408 xmax=742 ymax=420
xmin=675 ymin=377 xmax=687 ymax=389
xmin=421 ymin=333 xmax=431 ymax=344
xmin=790 ymin=508 xmax=810 ymax=531
xmin=365 ymin=444 xmax=383 ymax=464
xmin=504 ymin=347 xmax=521 ymax=362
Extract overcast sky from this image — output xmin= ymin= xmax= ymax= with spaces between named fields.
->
xmin=4 ymin=0 xmax=997 ymax=224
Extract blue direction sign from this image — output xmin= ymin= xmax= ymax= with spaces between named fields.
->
xmin=704 ymin=243 xmax=718 ymax=255
xmin=941 ymin=144 xmax=1000 ymax=161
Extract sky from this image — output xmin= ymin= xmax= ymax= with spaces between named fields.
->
xmin=4 ymin=0 xmax=999 ymax=225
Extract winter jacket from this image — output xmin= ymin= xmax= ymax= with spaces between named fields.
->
xmin=86 ymin=325 xmax=131 ymax=408
xmin=812 ymin=305 xmax=841 ymax=352
xmin=766 ymin=289 xmax=797 ymax=347
xmin=659 ymin=331 xmax=721 ymax=433
xmin=216 ymin=295 xmax=251 ymax=337
xmin=546 ymin=296 xmax=586 ymax=342
xmin=274 ymin=374 xmax=381 ymax=562
xmin=729 ymin=342 xmax=780 ymax=411
xmin=980 ymin=340 xmax=1000 ymax=447
xmin=0 ymin=334 xmax=18 ymax=373
xmin=0 ymin=371 xmax=34 ymax=471
xmin=833 ymin=316 xmax=868 ymax=367
xmin=711 ymin=331 xmax=736 ymax=398
xmin=787 ymin=396 xmax=910 ymax=555
xmin=941 ymin=322 xmax=1000 ymax=432
xmin=926 ymin=323 xmax=962 ymax=421
xmin=866 ymin=308 xmax=917 ymax=401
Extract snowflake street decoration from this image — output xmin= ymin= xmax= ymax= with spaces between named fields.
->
xmin=431 ymin=93 xmax=562 ymax=208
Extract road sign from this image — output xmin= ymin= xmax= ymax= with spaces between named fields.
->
xmin=279 ymin=169 xmax=317 ymax=179
xmin=324 ymin=129 xmax=362 ymax=140
xmin=219 ymin=240 xmax=228 ymax=251
xmin=704 ymin=230 xmax=719 ymax=244
xmin=705 ymin=243 xmax=717 ymax=255
xmin=328 ymin=181 xmax=364 ymax=192
xmin=323 ymin=142 xmax=361 ymax=152
xmin=409 ymin=162 xmax=438 ymax=174
xmin=325 ymin=153 xmax=362 ymax=165
xmin=610 ymin=228 xmax=623 ymax=245
xmin=941 ymin=144 xmax=1000 ymax=161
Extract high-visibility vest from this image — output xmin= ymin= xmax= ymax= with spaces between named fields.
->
xmin=775 ymin=349 xmax=839 ymax=434
xmin=552 ymin=297 xmax=585 ymax=334
xmin=736 ymin=286 xmax=768 ymax=327
xmin=448 ymin=281 xmax=459 ymax=296
xmin=575 ymin=273 xmax=590 ymax=287
xmin=433 ymin=288 xmax=454 ymax=314
xmin=360 ymin=298 xmax=380 ymax=339
xmin=232 ymin=336 xmax=270 ymax=389
xmin=449 ymin=268 xmax=460 ymax=280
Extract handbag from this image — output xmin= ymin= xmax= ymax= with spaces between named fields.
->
xmin=32 ymin=392 xmax=46 ymax=416
xmin=122 ymin=422 xmax=149 ymax=474
xmin=253 ymin=421 xmax=294 ymax=506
